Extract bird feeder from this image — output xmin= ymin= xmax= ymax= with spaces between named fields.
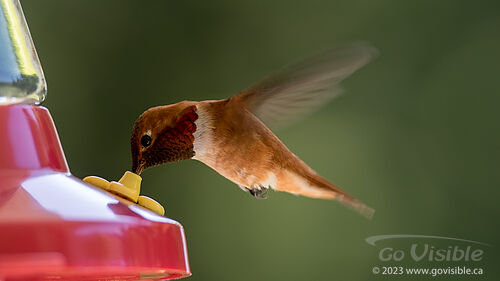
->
xmin=0 ymin=1 xmax=190 ymax=280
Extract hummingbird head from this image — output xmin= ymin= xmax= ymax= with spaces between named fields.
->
xmin=130 ymin=101 xmax=198 ymax=175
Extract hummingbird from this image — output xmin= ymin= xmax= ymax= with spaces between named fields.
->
xmin=130 ymin=42 xmax=378 ymax=218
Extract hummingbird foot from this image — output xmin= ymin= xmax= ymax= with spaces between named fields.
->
xmin=249 ymin=186 xmax=268 ymax=199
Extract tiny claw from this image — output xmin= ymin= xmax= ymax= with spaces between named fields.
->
xmin=250 ymin=187 xmax=268 ymax=199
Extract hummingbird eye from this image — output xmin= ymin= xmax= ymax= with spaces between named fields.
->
xmin=141 ymin=135 xmax=152 ymax=147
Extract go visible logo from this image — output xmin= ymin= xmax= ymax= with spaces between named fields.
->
xmin=365 ymin=234 xmax=491 ymax=262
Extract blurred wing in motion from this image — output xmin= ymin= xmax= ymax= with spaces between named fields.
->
xmin=233 ymin=42 xmax=378 ymax=129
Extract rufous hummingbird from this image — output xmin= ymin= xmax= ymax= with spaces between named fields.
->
xmin=131 ymin=42 xmax=378 ymax=218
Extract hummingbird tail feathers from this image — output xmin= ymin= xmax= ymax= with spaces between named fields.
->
xmin=334 ymin=194 xmax=375 ymax=220
xmin=307 ymin=173 xmax=375 ymax=220
xmin=276 ymin=170 xmax=375 ymax=219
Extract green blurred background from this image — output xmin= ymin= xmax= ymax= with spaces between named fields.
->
xmin=22 ymin=0 xmax=499 ymax=280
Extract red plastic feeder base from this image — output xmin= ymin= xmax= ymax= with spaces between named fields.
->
xmin=0 ymin=105 xmax=190 ymax=280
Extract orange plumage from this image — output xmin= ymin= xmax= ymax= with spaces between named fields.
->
xmin=130 ymin=42 xmax=378 ymax=218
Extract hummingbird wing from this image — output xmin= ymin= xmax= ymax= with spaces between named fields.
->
xmin=233 ymin=42 xmax=378 ymax=129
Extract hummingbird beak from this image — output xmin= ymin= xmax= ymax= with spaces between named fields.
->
xmin=132 ymin=159 xmax=145 ymax=175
